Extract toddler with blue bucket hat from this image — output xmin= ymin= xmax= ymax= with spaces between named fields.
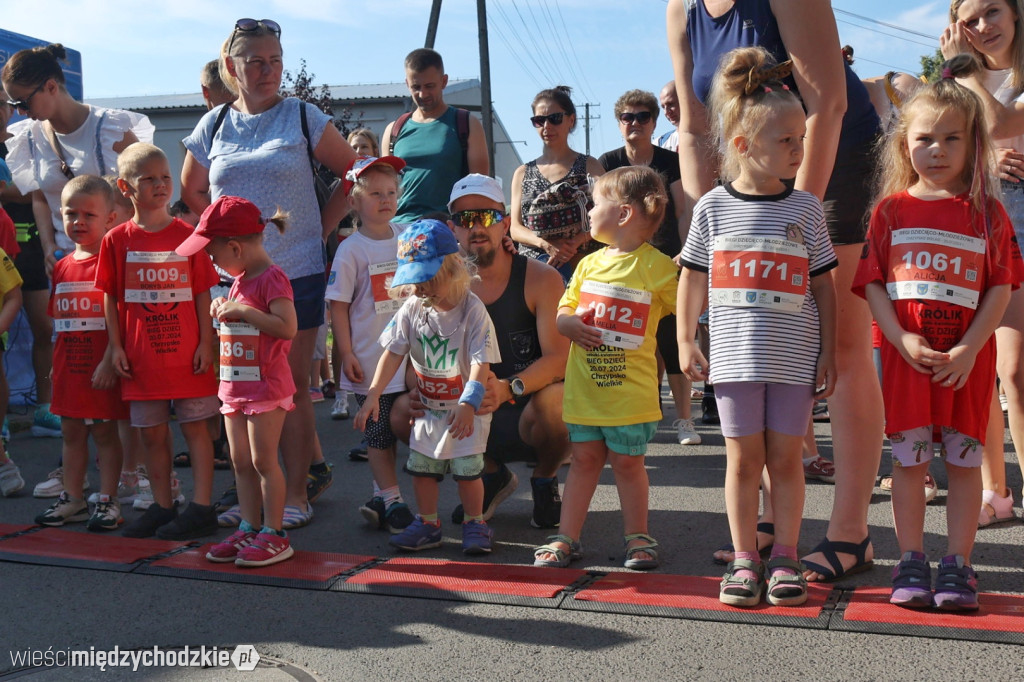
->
xmin=354 ymin=219 xmax=501 ymax=554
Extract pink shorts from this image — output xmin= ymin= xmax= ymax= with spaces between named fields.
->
xmin=220 ymin=396 xmax=296 ymax=417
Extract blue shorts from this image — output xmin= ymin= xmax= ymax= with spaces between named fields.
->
xmin=715 ymin=382 xmax=814 ymax=438
xmin=291 ymin=273 xmax=326 ymax=331
xmin=566 ymin=421 xmax=658 ymax=456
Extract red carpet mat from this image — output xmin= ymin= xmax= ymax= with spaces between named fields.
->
xmin=832 ymin=587 xmax=1024 ymax=645
xmin=139 ymin=546 xmax=374 ymax=590
xmin=0 ymin=524 xmax=37 ymax=538
xmin=0 ymin=527 xmax=188 ymax=572
xmin=337 ymin=558 xmax=588 ymax=607
xmin=564 ymin=572 xmax=836 ymax=629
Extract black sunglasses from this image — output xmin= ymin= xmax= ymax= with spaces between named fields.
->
xmin=228 ymin=18 xmax=282 ymax=53
xmin=453 ymin=209 xmax=504 ymax=229
xmin=5 ymin=82 xmax=45 ymax=111
xmin=530 ymin=112 xmax=565 ymax=128
xmin=619 ymin=111 xmax=653 ymax=125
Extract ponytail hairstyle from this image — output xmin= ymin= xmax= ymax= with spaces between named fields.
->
xmin=707 ymin=46 xmax=803 ymax=182
xmin=950 ymin=0 xmax=1024 ymax=95
xmin=594 ymin=166 xmax=669 ymax=236
xmin=1 ymin=43 xmax=67 ymax=88
xmin=876 ymin=54 xmax=997 ymax=216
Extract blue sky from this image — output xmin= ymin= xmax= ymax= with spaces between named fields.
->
xmin=3 ymin=1 xmax=949 ymax=178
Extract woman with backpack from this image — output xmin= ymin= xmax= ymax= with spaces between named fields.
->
xmin=180 ymin=19 xmax=357 ymax=530
xmin=510 ymin=86 xmax=605 ymax=282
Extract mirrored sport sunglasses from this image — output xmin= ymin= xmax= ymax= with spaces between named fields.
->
xmin=618 ymin=111 xmax=653 ymax=125
xmin=228 ymin=18 xmax=282 ymax=52
xmin=453 ymin=209 xmax=504 ymax=229
xmin=530 ymin=112 xmax=565 ymax=128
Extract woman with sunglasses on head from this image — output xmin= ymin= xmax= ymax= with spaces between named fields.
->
xmin=598 ymin=89 xmax=699 ymax=448
xmin=1 ymin=44 xmax=153 ymax=453
xmin=668 ymin=0 xmax=884 ymax=583
xmin=181 ymin=19 xmax=357 ymax=530
xmin=510 ymin=86 xmax=605 ymax=281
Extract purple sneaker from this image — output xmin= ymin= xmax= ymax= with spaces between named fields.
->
xmin=389 ymin=516 xmax=443 ymax=551
xmin=933 ymin=554 xmax=979 ymax=611
xmin=890 ymin=551 xmax=932 ymax=608
xmin=461 ymin=519 xmax=494 ymax=555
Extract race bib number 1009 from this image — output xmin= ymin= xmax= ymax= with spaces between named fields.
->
xmin=125 ymin=251 xmax=192 ymax=303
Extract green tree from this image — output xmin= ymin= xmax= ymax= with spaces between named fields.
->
xmin=281 ymin=59 xmax=363 ymax=136
xmin=920 ymin=48 xmax=945 ymax=82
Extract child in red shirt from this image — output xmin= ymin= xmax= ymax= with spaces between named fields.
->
xmin=177 ymin=196 xmax=297 ymax=567
xmin=96 ymin=143 xmax=219 ymax=539
xmin=35 ymin=176 xmax=128 ymax=530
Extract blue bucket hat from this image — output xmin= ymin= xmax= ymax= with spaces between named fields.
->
xmin=392 ymin=219 xmax=460 ymax=287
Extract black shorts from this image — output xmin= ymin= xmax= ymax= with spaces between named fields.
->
xmin=821 ymin=140 xmax=877 ymax=246
xmin=354 ymin=392 xmax=400 ymax=450
xmin=484 ymin=397 xmax=538 ymax=464
xmin=13 ymin=232 xmax=48 ymax=291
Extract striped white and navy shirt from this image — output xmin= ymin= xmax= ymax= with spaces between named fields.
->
xmin=680 ymin=183 xmax=838 ymax=385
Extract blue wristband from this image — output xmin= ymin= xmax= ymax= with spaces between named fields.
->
xmin=459 ymin=380 xmax=486 ymax=410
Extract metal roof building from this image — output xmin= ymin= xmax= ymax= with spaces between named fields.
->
xmin=88 ymin=79 xmax=522 ymax=205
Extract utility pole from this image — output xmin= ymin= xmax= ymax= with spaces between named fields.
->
xmin=584 ymin=104 xmax=590 ymax=157
xmin=425 ymin=0 xmax=442 ymax=48
xmin=583 ymin=104 xmax=599 ymax=157
xmin=477 ymin=0 xmax=494 ymax=173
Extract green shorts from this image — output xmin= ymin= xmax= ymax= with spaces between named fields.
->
xmin=405 ymin=450 xmax=485 ymax=481
xmin=566 ymin=421 xmax=659 ymax=456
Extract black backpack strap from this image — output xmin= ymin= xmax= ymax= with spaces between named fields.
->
xmin=299 ymin=102 xmax=317 ymax=173
xmin=388 ymin=112 xmax=413 ymax=156
xmin=208 ymin=103 xmax=231 ymax=150
xmin=455 ymin=108 xmax=471 ymax=176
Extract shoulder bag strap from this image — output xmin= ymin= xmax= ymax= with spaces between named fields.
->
xmin=43 ymin=122 xmax=74 ymax=180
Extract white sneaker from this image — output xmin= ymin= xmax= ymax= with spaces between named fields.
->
xmin=32 ymin=467 xmax=90 ymax=499
xmin=0 ymin=458 xmax=25 ymax=497
xmin=88 ymin=470 xmax=139 ymax=504
xmin=674 ymin=418 xmax=702 ymax=445
xmin=133 ymin=472 xmax=185 ymax=510
xmin=331 ymin=394 xmax=350 ymax=420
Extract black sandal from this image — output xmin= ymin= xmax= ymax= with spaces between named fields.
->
xmin=713 ymin=522 xmax=775 ymax=565
xmin=802 ymin=536 xmax=874 ymax=582
xmin=173 ymin=451 xmax=191 ymax=468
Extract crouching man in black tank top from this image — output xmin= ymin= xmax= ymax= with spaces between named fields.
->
xmin=391 ymin=174 xmax=570 ymax=528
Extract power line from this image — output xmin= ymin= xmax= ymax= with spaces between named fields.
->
xmin=486 ymin=12 xmax=545 ymax=92
xmin=490 ymin=1 xmax=558 ymax=87
xmin=836 ymin=18 xmax=938 ymax=50
xmin=832 ymin=7 xmax=941 ymax=41
xmin=850 ymin=55 xmax=923 ymax=75
xmin=548 ymin=0 xmax=599 ymax=102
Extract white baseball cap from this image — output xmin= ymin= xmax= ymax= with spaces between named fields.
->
xmin=448 ymin=173 xmax=505 ymax=212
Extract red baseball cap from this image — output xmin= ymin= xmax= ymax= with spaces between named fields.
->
xmin=342 ymin=155 xmax=406 ymax=196
xmin=176 ymin=196 xmax=265 ymax=256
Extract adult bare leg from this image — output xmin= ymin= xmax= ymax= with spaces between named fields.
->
xmin=281 ymin=327 xmax=322 ymax=508
xmin=803 ymin=244 xmax=883 ymax=581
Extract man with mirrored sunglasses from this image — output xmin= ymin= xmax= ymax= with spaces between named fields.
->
xmin=392 ymin=174 xmax=571 ymax=529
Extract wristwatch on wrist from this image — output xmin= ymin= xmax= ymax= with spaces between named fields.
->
xmin=509 ymin=376 xmax=526 ymax=401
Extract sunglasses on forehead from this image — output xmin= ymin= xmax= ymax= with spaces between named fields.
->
xmin=453 ymin=209 xmax=504 ymax=229
xmin=530 ymin=112 xmax=565 ymax=128
xmin=228 ymin=18 xmax=282 ymax=53
xmin=618 ymin=111 xmax=653 ymax=125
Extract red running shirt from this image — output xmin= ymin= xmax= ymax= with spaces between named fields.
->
xmin=95 ymin=219 xmax=219 ymax=401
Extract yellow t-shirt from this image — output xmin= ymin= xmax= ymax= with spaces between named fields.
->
xmin=0 ymin=247 xmax=22 ymax=297
xmin=559 ymin=242 xmax=677 ymax=426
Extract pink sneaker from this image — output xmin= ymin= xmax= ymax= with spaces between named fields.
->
xmin=235 ymin=532 xmax=294 ymax=567
xmin=205 ymin=529 xmax=256 ymax=563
